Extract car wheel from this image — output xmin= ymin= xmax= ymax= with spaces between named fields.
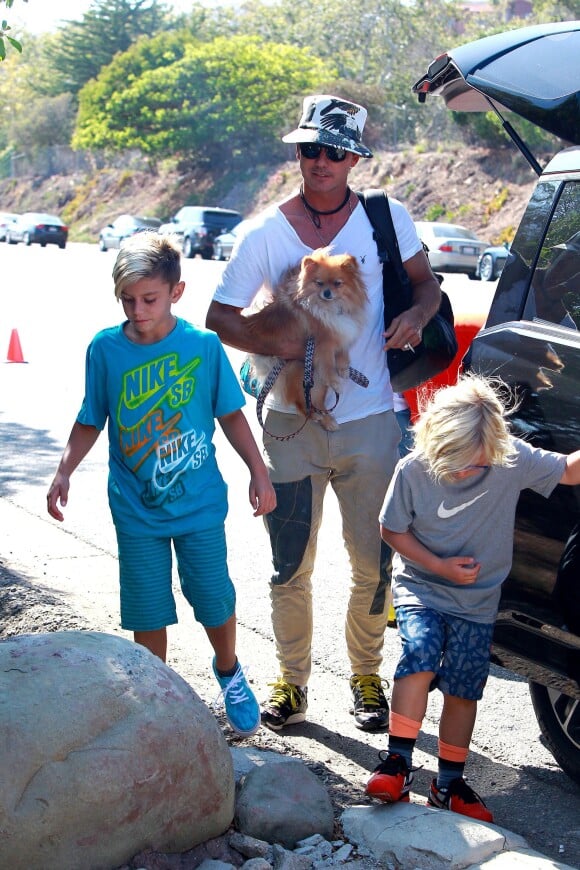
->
xmin=6 ymin=232 xmax=16 ymax=245
xmin=23 ymin=232 xmax=32 ymax=246
xmin=201 ymin=247 xmax=212 ymax=260
xmin=99 ymin=237 xmax=107 ymax=252
xmin=529 ymin=681 xmax=580 ymax=785
xmin=59 ymin=241 xmax=66 ymax=249
xmin=214 ymin=242 xmax=224 ymax=261
xmin=479 ymin=254 xmax=495 ymax=281
xmin=183 ymin=236 xmax=194 ymax=258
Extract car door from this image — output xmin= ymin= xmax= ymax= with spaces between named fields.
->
xmin=412 ymin=22 xmax=580 ymax=783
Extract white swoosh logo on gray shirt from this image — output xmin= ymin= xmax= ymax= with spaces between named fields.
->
xmin=437 ymin=491 xmax=488 ymax=519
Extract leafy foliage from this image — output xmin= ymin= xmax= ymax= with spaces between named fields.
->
xmin=73 ymin=34 xmax=330 ymax=164
xmin=1 ymin=0 xmax=23 ymax=61
xmin=43 ymin=0 xmax=173 ymax=97
xmin=0 ymin=0 xmax=578 ymax=168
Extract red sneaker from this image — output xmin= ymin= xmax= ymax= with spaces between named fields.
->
xmin=365 ymin=752 xmax=413 ymax=803
xmin=427 ymin=777 xmax=494 ymax=822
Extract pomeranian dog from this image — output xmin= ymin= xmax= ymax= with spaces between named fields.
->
xmin=244 ymin=248 xmax=368 ymax=430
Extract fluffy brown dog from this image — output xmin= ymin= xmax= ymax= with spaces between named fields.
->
xmin=244 ymin=248 xmax=368 ymax=430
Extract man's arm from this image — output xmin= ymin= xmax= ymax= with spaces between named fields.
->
xmin=206 ymin=300 xmax=304 ymax=358
xmin=383 ymin=248 xmax=441 ymax=350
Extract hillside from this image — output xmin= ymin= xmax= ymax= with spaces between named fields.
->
xmin=0 ymin=143 xmax=543 ymax=245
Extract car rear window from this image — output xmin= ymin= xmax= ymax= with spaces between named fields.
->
xmin=201 ymin=211 xmax=242 ymax=231
xmin=434 ymin=225 xmax=478 ymax=240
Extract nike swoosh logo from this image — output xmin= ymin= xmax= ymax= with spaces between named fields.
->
xmin=118 ymin=357 xmax=200 ymax=430
xmin=437 ymin=491 xmax=488 ymax=519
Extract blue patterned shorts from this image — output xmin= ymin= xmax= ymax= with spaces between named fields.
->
xmin=394 ymin=604 xmax=494 ymax=700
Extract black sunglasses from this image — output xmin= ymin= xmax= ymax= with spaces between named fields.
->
xmin=299 ymin=142 xmax=348 ymax=163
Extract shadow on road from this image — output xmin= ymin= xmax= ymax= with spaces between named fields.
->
xmin=0 ymin=415 xmax=63 ymax=498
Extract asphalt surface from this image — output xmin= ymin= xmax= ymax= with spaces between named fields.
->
xmin=1 ymin=243 xmax=579 ymax=866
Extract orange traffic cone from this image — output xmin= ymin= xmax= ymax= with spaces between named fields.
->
xmin=6 ymin=328 xmax=27 ymax=363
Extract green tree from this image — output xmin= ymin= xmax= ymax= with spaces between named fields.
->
xmin=8 ymin=92 xmax=75 ymax=155
xmin=43 ymin=0 xmax=172 ymax=97
xmin=73 ymin=34 xmax=330 ymax=165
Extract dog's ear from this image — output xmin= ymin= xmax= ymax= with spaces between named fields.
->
xmin=300 ymin=256 xmax=318 ymax=278
xmin=340 ymin=254 xmax=359 ymax=276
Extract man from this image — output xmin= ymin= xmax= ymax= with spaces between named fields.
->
xmin=206 ymin=94 xmax=441 ymax=732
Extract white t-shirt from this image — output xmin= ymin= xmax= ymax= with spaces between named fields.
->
xmin=212 ymin=197 xmax=422 ymax=424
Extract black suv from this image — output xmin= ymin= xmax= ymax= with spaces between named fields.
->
xmin=160 ymin=206 xmax=242 ymax=259
xmin=413 ymin=22 xmax=580 ymax=785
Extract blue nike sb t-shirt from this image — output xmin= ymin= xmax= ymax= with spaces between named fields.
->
xmin=379 ymin=438 xmax=566 ymax=622
xmin=77 ymin=317 xmax=244 ymax=535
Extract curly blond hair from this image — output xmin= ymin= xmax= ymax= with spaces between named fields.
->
xmin=412 ymin=374 xmax=518 ymax=482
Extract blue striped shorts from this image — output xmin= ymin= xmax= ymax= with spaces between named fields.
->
xmin=116 ymin=525 xmax=236 ymax=631
xmin=394 ymin=604 xmax=494 ymax=701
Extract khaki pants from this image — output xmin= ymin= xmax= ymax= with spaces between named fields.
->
xmin=262 ymin=409 xmax=401 ymax=685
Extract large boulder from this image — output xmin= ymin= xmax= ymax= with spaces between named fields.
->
xmin=0 ymin=630 xmax=234 ymax=869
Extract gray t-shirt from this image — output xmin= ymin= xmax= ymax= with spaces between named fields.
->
xmin=379 ymin=437 xmax=566 ymax=623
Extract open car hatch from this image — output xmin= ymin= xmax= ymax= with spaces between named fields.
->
xmin=412 ymin=22 xmax=580 ymax=174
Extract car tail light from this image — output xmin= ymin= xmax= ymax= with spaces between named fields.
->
xmin=438 ymin=244 xmax=453 ymax=252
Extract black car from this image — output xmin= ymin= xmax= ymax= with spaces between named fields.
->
xmin=159 ymin=206 xmax=242 ymax=259
xmin=413 ymin=21 xmax=580 ymax=784
xmin=98 ymin=214 xmax=161 ymax=251
xmin=6 ymin=212 xmax=68 ymax=248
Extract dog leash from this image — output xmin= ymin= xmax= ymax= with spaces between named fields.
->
xmin=256 ymin=337 xmax=369 ymax=441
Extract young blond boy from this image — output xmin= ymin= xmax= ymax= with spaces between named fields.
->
xmin=366 ymin=374 xmax=580 ymax=820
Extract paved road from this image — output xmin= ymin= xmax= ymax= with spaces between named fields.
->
xmin=1 ymin=241 xmax=579 ymax=866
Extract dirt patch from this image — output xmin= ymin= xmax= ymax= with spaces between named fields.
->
xmin=0 ymin=145 xmax=540 ymax=245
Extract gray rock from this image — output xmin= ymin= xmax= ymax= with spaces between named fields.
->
xmin=271 ymin=843 xmax=314 ymax=868
xmin=242 ymin=860 xmax=273 ymax=869
xmin=229 ymin=830 xmax=272 ymax=858
xmin=235 ymin=759 xmax=334 ymax=849
xmin=0 ymin=630 xmax=234 ymax=869
xmin=197 ymin=862 xmax=237 ymax=869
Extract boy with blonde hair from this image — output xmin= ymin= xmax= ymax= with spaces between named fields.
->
xmin=366 ymin=374 xmax=580 ymax=820
xmin=47 ymin=232 xmax=276 ymax=738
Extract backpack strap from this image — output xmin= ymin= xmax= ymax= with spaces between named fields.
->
xmin=356 ymin=189 xmax=413 ymax=328
xmin=356 ymin=189 xmax=409 ymax=286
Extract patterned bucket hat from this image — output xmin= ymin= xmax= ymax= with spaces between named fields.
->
xmin=282 ymin=94 xmax=373 ymax=158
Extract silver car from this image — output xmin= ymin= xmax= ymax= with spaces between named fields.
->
xmin=415 ymin=221 xmax=487 ymax=279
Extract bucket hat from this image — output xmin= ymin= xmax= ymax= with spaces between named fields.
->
xmin=282 ymin=94 xmax=373 ymax=158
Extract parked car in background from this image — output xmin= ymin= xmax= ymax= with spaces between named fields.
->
xmin=413 ymin=20 xmax=580 ymax=785
xmin=98 ymin=214 xmax=161 ymax=251
xmin=0 ymin=211 xmax=19 ymax=241
xmin=415 ymin=221 xmax=487 ymax=279
xmin=5 ymin=212 xmax=68 ymax=248
xmin=159 ymin=206 xmax=242 ymax=259
xmin=476 ymin=243 xmax=511 ymax=281
xmin=212 ymin=221 xmax=247 ymax=261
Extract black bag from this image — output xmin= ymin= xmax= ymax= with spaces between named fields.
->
xmin=357 ymin=189 xmax=458 ymax=392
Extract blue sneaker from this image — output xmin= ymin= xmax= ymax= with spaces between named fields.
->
xmin=212 ymin=658 xmax=260 ymax=737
